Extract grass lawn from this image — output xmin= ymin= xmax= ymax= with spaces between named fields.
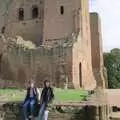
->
xmin=55 ymin=88 xmax=88 ymax=102
xmin=0 ymin=88 xmax=88 ymax=103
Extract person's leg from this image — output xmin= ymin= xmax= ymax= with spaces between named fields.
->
xmin=37 ymin=103 xmax=46 ymax=120
xmin=29 ymin=99 xmax=36 ymax=117
xmin=23 ymin=100 xmax=30 ymax=120
xmin=42 ymin=110 xmax=49 ymax=120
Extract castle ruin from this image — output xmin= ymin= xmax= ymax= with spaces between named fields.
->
xmin=0 ymin=0 xmax=106 ymax=90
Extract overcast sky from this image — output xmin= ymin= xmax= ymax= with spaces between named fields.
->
xmin=90 ymin=0 xmax=120 ymax=52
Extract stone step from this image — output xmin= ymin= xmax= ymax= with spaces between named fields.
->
xmin=109 ymin=112 xmax=120 ymax=120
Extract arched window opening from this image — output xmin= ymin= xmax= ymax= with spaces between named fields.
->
xmin=32 ymin=6 xmax=39 ymax=18
xmin=79 ymin=62 xmax=82 ymax=87
xmin=19 ymin=8 xmax=24 ymax=20
xmin=1 ymin=26 xmax=5 ymax=34
xmin=0 ymin=53 xmax=2 ymax=73
xmin=60 ymin=6 xmax=64 ymax=15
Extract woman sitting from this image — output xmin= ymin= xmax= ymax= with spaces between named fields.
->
xmin=37 ymin=80 xmax=54 ymax=120
xmin=22 ymin=79 xmax=40 ymax=120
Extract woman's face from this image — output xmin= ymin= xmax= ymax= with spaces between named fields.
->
xmin=45 ymin=81 xmax=50 ymax=87
xmin=30 ymin=83 xmax=34 ymax=88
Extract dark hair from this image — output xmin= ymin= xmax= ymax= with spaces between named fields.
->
xmin=44 ymin=80 xmax=50 ymax=86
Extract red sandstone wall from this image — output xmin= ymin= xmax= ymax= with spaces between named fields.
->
xmin=90 ymin=13 xmax=102 ymax=70
xmin=0 ymin=0 xmax=98 ymax=90
xmin=43 ymin=0 xmax=81 ymax=45
xmin=5 ymin=0 xmax=44 ymax=45
xmin=81 ymin=0 xmax=92 ymax=64
xmin=72 ymin=35 xmax=96 ymax=90
xmin=90 ymin=13 xmax=106 ymax=88
xmin=0 ymin=44 xmax=73 ymax=89
xmin=71 ymin=0 xmax=96 ymax=90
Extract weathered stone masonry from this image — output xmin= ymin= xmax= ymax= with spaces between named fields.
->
xmin=90 ymin=13 xmax=107 ymax=88
xmin=0 ymin=0 xmax=106 ymax=90
xmin=0 ymin=102 xmax=111 ymax=120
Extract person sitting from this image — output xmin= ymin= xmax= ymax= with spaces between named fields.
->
xmin=22 ymin=79 xmax=40 ymax=120
xmin=37 ymin=80 xmax=54 ymax=120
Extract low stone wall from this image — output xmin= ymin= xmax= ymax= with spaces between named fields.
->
xmin=0 ymin=102 xmax=81 ymax=120
xmin=0 ymin=102 xmax=111 ymax=120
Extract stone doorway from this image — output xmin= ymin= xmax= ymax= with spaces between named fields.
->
xmin=0 ymin=53 xmax=2 ymax=73
xmin=79 ymin=62 xmax=82 ymax=87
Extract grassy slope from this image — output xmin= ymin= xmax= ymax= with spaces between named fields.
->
xmin=0 ymin=88 xmax=88 ymax=102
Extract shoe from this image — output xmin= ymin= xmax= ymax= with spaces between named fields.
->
xmin=29 ymin=116 xmax=32 ymax=118
xmin=29 ymin=116 xmax=35 ymax=120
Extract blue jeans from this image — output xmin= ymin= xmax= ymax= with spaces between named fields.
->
xmin=23 ymin=98 xmax=36 ymax=119
xmin=37 ymin=103 xmax=48 ymax=120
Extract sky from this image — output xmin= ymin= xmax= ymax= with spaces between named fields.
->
xmin=90 ymin=0 xmax=120 ymax=52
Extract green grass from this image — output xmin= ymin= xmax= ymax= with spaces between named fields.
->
xmin=0 ymin=88 xmax=25 ymax=102
xmin=54 ymin=88 xmax=88 ymax=102
xmin=0 ymin=88 xmax=88 ymax=103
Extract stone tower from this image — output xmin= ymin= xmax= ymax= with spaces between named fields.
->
xmin=4 ymin=0 xmax=91 ymax=46
xmin=90 ymin=12 xmax=106 ymax=88
xmin=4 ymin=0 xmax=82 ymax=46
xmin=0 ymin=0 xmax=102 ymax=90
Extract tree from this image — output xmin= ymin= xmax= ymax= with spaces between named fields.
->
xmin=104 ymin=48 xmax=120 ymax=88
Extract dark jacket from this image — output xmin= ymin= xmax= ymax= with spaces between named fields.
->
xmin=40 ymin=87 xmax=54 ymax=105
xmin=24 ymin=87 xmax=38 ymax=103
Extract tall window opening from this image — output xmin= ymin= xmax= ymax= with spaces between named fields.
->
xmin=19 ymin=8 xmax=24 ymax=20
xmin=0 ymin=53 xmax=2 ymax=73
xmin=32 ymin=6 xmax=39 ymax=18
xmin=79 ymin=62 xmax=82 ymax=87
xmin=1 ymin=26 xmax=5 ymax=34
xmin=60 ymin=6 xmax=64 ymax=15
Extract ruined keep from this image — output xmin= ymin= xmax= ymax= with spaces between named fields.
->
xmin=0 ymin=0 xmax=106 ymax=90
